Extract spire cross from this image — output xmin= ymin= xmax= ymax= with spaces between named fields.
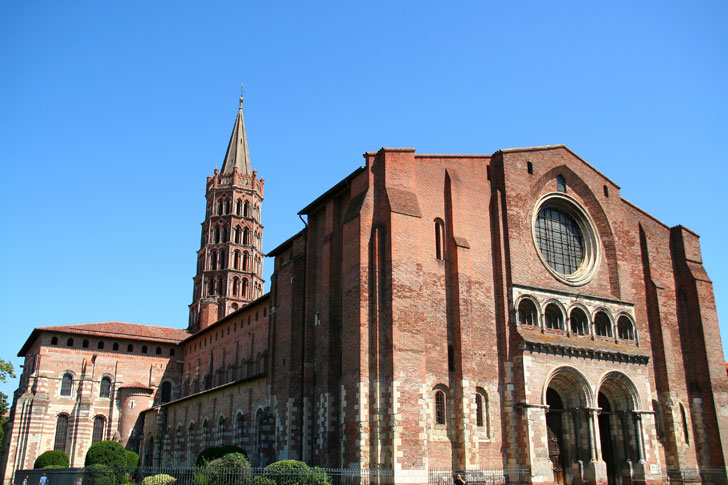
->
xmin=239 ymin=83 xmax=245 ymax=106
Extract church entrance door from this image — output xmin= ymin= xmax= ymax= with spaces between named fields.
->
xmin=546 ymin=388 xmax=565 ymax=485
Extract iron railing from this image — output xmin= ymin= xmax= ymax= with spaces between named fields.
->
xmin=13 ymin=466 xmax=537 ymax=485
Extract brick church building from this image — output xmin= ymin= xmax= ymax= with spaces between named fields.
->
xmin=2 ymin=98 xmax=727 ymax=485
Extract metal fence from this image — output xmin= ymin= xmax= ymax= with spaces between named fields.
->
xmin=13 ymin=466 xmax=532 ymax=485
xmin=428 ymin=468 xmax=531 ymax=485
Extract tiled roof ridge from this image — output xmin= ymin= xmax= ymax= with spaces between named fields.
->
xmin=36 ymin=321 xmax=189 ymax=341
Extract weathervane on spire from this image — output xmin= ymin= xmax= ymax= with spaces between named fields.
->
xmin=239 ymin=83 xmax=244 ymax=107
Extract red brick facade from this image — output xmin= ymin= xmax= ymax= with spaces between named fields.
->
xmin=3 ymin=101 xmax=727 ymax=485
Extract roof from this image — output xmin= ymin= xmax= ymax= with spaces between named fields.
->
xmin=118 ymin=381 xmax=152 ymax=390
xmin=267 ymin=230 xmax=303 ymax=258
xmin=180 ymin=293 xmax=270 ymax=344
xmin=298 ymin=166 xmax=366 ymax=216
xmin=221 ymin=97 xmax=252 ymax=175
xmin=497 ymin=144 xmax=621 ymax=189
xmin=19 ymin=322 xmax=190 ymax=356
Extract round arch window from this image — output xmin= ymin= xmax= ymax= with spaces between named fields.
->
xmin=532 ymin=193 xmax=600 ymax=286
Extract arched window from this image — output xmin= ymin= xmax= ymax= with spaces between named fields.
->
xmin=202 ymin=420 xmax=210 ymax=448
xmin=544 ymin=304 xmax=563 ymax=330
xmin=222 ymin=227 xmax=229 ymax=243
xmin=243 ymin=201 xmax=250 ymax=217
xmin=98 ymin=341 xmax=104 ymax=350
xmin=54 ymin=414 xmax=69 ymax=450
xmin=66 ymin=338 xmax=74 ymax=347
xmin=100 ymin=376 xmax=112 ymax=398
xmin=219 ymin=251 xmax=226 ymax=270
xmin=233 ymin=278 xmax=239 ymax=297
xmin=557 ymin=174 xmax=567 ymax=192
xmin=92 ymin=416 xmax=106 ymax=444
xmin=113 ymin=342 xmax=119 ymax=351
xmin=217 ymin=200 xmax=223 ymax=215
xmin=236 ymin=200 xmax=242 ymax=216
xmin=618 ymin=316 xmax=635 ymax=340
xmin=236 ymin=413 xmax=245 ymax=445
xmin=127 ymin=344 xmax=134 ymax=353
xmin=211 ymin=251 xmax=218 ymax=270
xmin=594 ymin=311 xmax=612 ymax=337
xmin=243 ymin=252 xmax=250 ymax=271
xmin=142 ymin=345 xmax=148 ymax=354
xmin=225 ymin=200 xmax=231 ymax=214
xmin=475 ymin=388 xmax=490 ymax=438
xmin=570 ymin=308 xmax=588 ymax=335
xmin=208 ymin=278 xmax=215 ymax=296
xmin=435 ymin=390 xmax=446 ymax=425
xmin=234 ymin=251 xmax=240 ymax=270
xmin=144 ymin=435 xmax=154 ymax=467
xmin=242 ymin=279 xmax=249 ymax=298
xmin=217 ymin=416 xmax=225 ymax=445
xmin=169 ymin=348 xmax=175 ymax=357
xmin=234 ymin=227 xmax=241 ymax=244
xmin=51 ymin=336 xmax=58 ymax=345
xmin=475 ymin=393 xmax=484 ymax=427
xmin=214 ymin=227 xmax=220 ymax=244
xmin=243 ymin=228 xmax=250 ymax=245
xmin=156 ymin=346 xmax=162 ymax=355
xmin=218 ymin=278 xmax=225 ymax=296
xmin=434 ymin=219 xmax=445 ymax=260
xmin=160 ymin=381 xmax=172 ymax=403
xmin=82 ymin=339 xmax=89 ymax=348
xmin=60 ymin=373 xmax=73 ymax=396
xmin=518 ymin=299 xmax=538 ymax=326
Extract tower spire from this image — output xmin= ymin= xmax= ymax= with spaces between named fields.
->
xmin=221 ymin=94 xmax=252 ymax=175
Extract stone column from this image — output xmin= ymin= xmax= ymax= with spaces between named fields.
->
xmin=584 ymin=408 xmax=608 ymax=485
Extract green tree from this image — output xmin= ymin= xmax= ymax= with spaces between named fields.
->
xmin=0 ymin=359 xmax=17 ymax=416
xmin=34 ymin=450 xmax=70 ymax=469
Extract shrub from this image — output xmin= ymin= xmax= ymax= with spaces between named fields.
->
xmin=195 ymin=446 xmax=247 ymax=466
xmin=203 ymin=452 xmax=251 ymax=485
xmin=34 ymin=450 xmax=69 ymax=469
xmin=83 ymin=463 xmax=117 ymax=485
xmin=126 ymin=450 xmax=139 ymax=468
xmin=141 ymin=474 xmax=176 ymax=485
xmin=85 ymin=440 xmax=129 ymax=483
xmin=263 ymin=460 xmax=331 ymax=485
xmin=85 ymin=440 xmax=128 ymax=468
xmin=42 ymin=465 xmax=67 ymax=469
xmin=252 ymin=477 xmax=276 ymax=485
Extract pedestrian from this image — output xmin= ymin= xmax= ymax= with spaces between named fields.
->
xmin=454 ymin=473 xmax=466 ymax=485
xmin=38 ymin=473 xmax=48 ymax=485
xmin=22 ymin=475 xmax=28 ymax=485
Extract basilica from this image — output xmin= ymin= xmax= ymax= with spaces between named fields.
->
xmin=2 ymin=98 xmax=727 ymax=485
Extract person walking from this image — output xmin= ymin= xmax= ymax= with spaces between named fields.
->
xmin=38 ymin=473 xmax=48 ymax=485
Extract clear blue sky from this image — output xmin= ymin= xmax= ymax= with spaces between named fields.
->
xmin=1 ymin=1 xmax=726 ymax=400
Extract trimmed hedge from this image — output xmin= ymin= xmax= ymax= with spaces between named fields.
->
xmin=85 ymin=440 xmax=128 ymax=468
xmin=263 ymin=460 xmax=330 ymax=485
xmin=126 ymin=450 xmax=140 ymax=468
xmin=33 ymin=450 xmax=69 ymax=469
xmin=195 ymin=452 xmax=250 ymax=485
xmin=142 ymin=474 xmax=176 ymax=485
xmin=82 ymin=464 xmax=117 ymax=485
xmin=195 ymin=446 xmax=246 ymax=466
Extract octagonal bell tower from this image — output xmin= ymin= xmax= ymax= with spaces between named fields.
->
xmin=188 ymin=97 xmax=265 ymax=332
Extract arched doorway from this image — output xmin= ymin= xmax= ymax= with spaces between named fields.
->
xmin=545 ymin=368 xmax=593 ymax=485
xmin=547 ymin=388 xmax=566 ymax=485
xmin=597 ymin=372 xmax=642 ymax=485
